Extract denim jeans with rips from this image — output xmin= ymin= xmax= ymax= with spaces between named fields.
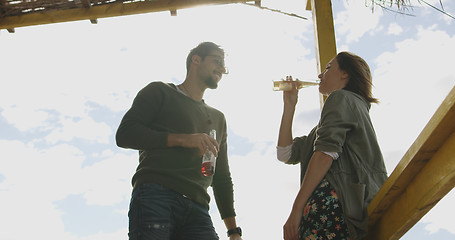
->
xmin=128 ymin=183 xmax=219 ymax=240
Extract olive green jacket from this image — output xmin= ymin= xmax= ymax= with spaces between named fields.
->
xmin=288 ymin=90 xmax=387 ymax=239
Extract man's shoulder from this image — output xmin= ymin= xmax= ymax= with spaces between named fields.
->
xmin=139 ymin=81 xmax=177 ymax=95
xmin=144 ymin=81 xmax=175 ymax=90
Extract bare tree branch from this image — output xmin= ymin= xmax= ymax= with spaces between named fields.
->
xmin=419 ymin=0 xmax=454 ymax=20
xmin=241 ymin=2 xmax=308 ymax=20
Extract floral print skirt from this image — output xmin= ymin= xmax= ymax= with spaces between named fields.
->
xmin=299 ymin=178 xmax=352 ymax=240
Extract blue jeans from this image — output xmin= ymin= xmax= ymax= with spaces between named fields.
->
xmin=128 ymin=183 xmax=219 ymax=240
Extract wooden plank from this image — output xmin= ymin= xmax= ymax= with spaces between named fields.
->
xmin=0 ymin=0 xmax=5 ymax=18
xmin=80 ymin=0 xmax=92 ymax=8
xmin=308 ymin=0 xmax=337 ymax=76
xmin=367 ymin=85 xmax=455 ymax=239
xmin=307 ymin=0 xmax=336 ymax=106
xmin=368 ymin=131 xmax=455 ymax=239
xmin=305 ymin=0 xmax=311 ymax=11
xmin=0 ymin=0 xmax=251 ymax=30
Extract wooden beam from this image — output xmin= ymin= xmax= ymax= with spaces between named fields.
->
xmin=367 ymin=85 xmax=455 ymax=239
xmin=79 ymin=0 xmax=97 ymax=23
xmin=307 ymin=0 xmax=337 ymax=106
xmin=0 ymin=0 xmax=5 ymax=19
xmin=0 ymin=0 xmax=251 ymax=30
xmin=80 ymin=0 xmax=92 ymax=8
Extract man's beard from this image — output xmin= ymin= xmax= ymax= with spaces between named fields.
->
xmin=205 ymin=76 xmax=218 ymax=89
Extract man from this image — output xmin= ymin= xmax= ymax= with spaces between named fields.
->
xmin=116 ymin=42 xmax=242 ymax=240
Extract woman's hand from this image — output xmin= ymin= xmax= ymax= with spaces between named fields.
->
xmin=278 ymin=76 xmax=299 ymax=148
xmin=283 ymin=76 xmax=299 ymax=108
xmin=283 ymin=207 xmax=303 ymax=240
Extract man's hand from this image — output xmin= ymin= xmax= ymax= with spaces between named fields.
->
xmin=224 ymin=217 xmax=242 ymax=240
xmin=167 ymin=133 xmax=219 ymax=157
xmin=229 ymin=233 xmax=242 ymax=240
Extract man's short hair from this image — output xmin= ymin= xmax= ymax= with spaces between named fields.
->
xmin=186 ymin=42 xmax=224 ymax=73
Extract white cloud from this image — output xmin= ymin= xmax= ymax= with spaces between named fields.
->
xmin=0 ymin=141 xmax=84 ymax=197
xmin=0 ymin=140 xmax=84 ymax=239
xmin=373 ymin=25 xmax=455 ymax=149
xmin=371 ymin=24 xmax=455 ymax=234
xmin=335 ymin=1 xmax=383 ymax=43
xmin=45 ymin=115 xmax=112 ymax=144
xmin=81 ymin=152 xmax=136 ymax=206
xmin=1 ymin=106 xmax=50 ymax=131
xmin=0 ymin=139 xmax=136 ymax=239
xmin=421 ymin=188 xmax=455 ymax=234
xmin=387 ymin=22 xmax=403 ymax=35
xmin=408 ymin=0 xmax=454 ymax=25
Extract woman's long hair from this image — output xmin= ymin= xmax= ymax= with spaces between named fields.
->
xmin=337 ymin=52 xmax=379 ymax=104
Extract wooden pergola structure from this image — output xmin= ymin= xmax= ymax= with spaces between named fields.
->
xmin=0 ymin=0 xmax=257 ymax=32
xmin=1 ymin=0 xmax=454 ymax=239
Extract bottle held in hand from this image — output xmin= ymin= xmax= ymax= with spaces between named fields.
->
xmin=273 ymin=78 xmax=319 ymax=91
xmin=201 ymin=129 xmax=216 ymax=177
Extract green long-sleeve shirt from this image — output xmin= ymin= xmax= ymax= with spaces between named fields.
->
xmin=116 ymin=81 xmax=235 ymax=219
xmin=289 ymin=89 xmax=387 ymax=239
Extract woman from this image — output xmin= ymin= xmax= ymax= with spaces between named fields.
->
xmin=277 ymin=52 xmax=387 ymax=240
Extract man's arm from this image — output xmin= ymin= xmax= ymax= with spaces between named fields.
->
xmin=211 ymin=123 xmax=242 ymax=239
xmin=115 ymin=83 xmax=169 ymax=150
xmin=224 ymin=216 xmax=242 ymax=240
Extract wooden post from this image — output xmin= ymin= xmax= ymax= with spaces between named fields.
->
xmin=306 ymin=0 xmax=337 ymax=106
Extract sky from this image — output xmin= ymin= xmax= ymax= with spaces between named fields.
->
xmin=0 ymin=0 xmax=454 ymax=239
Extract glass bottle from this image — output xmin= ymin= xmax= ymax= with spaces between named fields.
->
xmin=273 ymin=79 xmax=319 ymax=91
xmin=201 ymin=129 xmax=216 ymax=177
